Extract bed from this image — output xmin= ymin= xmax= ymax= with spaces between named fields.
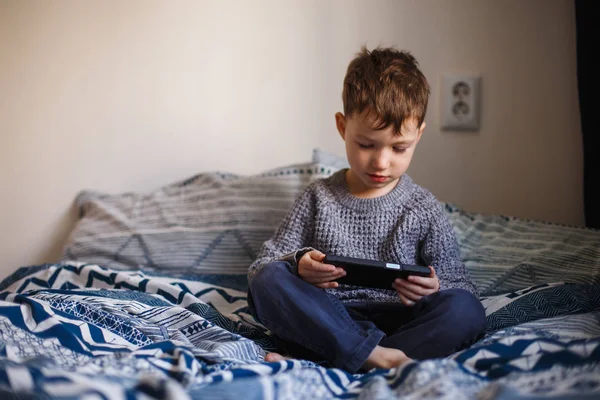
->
xmin=0 ymin=149 xmax=598 ymax=399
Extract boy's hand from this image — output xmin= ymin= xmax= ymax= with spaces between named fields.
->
xmin=392 ymin=266 xmax=439 ymax=306
xmin=298 ymin=250 xmax=346 ymax=289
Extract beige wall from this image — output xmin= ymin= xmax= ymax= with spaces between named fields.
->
xmin=0 ymin=0 xmax=583 ymax=276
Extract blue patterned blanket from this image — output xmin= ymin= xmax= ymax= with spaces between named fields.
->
xmin=0 ymin=263 xmax=599 ymax=399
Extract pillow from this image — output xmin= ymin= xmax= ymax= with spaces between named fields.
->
xmin=312 ymin=148 xmax=349 ymax=169
xmin=62 ymin=161 xmax=341 ymax=274
xmin=445 ymin=203 xmax=600 ymax=296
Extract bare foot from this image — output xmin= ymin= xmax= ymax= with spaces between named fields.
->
xmin=362 ymin=345 xmax=412 ymax=370
xmin=265 ymin=352 xmax=292 ymax=362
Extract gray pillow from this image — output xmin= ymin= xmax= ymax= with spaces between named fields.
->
xmin=312 ymin=148 xmax=350 ymax=169
xmin=61 ymin=162 xmax=341 ymax=274
xmin=444 ymin=203 xmax=600 ymax=296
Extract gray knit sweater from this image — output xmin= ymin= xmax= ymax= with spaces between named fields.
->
xmin=248 ymin=169 xmax=478 ymax=304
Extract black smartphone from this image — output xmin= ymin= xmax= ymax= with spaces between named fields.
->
xmin=323 ymin=254 xmax=431 ymax=290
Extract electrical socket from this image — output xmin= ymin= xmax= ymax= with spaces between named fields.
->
xmin=440 ymin=74 xmax=481 ymax=131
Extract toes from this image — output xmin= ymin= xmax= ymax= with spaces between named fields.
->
xmin=265 ymin=352 xmax=285 ymax=362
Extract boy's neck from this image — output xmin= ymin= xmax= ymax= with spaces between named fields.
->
xmin=344 ymin=169 xmax=401 ymax=199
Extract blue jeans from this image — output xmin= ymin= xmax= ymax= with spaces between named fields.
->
xmin=248 ymin=262 xmax=486 ymax=373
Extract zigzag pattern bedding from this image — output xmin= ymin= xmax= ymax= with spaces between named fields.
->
xmin=0 ymin=263 xmax=598 ymax=399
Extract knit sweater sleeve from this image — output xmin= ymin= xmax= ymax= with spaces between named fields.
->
xmin=247 ymin=186 xmax=316 ymax=285
xmin=420 ymin=201 xmax=479 ymax=296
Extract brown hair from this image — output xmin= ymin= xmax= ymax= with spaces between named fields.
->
xmin=342 ymin=46 xmax=430 ymax=133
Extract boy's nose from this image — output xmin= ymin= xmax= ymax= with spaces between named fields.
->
xmin=371 ymin=151 xmax=390 ymax=170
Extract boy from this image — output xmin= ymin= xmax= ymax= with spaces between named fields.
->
xmin=247 ymin=47 xmax=485 ymax=373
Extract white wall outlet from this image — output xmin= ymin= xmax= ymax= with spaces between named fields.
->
xmin=440 ymin=74 xmax=481 ymax=131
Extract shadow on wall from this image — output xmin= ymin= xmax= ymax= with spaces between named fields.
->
xmin=36 ymin=202 xmax=78 ymax=266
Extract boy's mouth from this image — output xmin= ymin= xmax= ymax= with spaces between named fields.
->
xmin=367 ymin=174 xmax=388 ymax=183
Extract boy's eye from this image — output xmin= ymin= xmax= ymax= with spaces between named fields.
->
xmin=393 ymin=147 xmax=407 ymax=153
xmin=357 ymin=142 xmax=373 ymax=149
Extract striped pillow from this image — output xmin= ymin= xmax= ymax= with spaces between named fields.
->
xmin=61 ymin=162 xmax=340 ymax=274
xmin=445 ymin=204 xmax=600 ymax=296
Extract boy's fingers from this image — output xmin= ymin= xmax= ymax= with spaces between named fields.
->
xmin=395 ymin=279 xmax=429 ymax=295
xmin=308 ymin=269 xmax=346 ymax=283
xmin=315 ymin=281 xmax=338 ymax=289
xmin=309 ymin=250 xmax=326 ymax=261
xmin=393 ymin=281 xmax=423 ymax=301
xmin=407 ymin=276 xmax=436 ymax=289
xmin=397 ymin=287 xmax=421 ymax=302
xmin=310 ymin=261 xmax=336 ymax=273
xmin=397 ymin=292 xmax=414 ymax=307
xmin=312 ymin=275 xmax=338 ymax=284
xmin=313 ymin=267 xmax=345 ymax=276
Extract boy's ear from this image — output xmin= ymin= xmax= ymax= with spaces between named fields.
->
xmin=335 ymin=112 xmax=346 ymax=140
xmin=415 ymin=121 xmax=426 ymax=144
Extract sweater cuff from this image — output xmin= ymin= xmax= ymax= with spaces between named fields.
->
xmin=279 ymin=247 xmax=314 ymax=275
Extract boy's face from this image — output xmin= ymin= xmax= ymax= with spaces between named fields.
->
xmin=335 ymin=110 xmax=425 ymax=198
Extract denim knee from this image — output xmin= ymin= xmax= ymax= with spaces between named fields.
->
xmin=250 ymin=261 xmax=291 ymax=293
xmin=441 ymin=289 xmax=486 ymax=343
xmin=248 ymin=261 xmax=295 ymax=313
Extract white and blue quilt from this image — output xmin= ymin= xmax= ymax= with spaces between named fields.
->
xmin=0 ymin=263 xmax=599 ymax=399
